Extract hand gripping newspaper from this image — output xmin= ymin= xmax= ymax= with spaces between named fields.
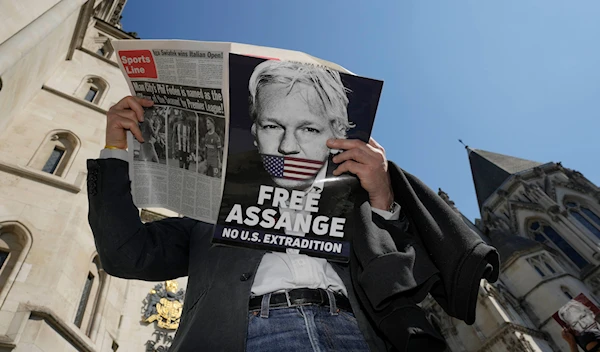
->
xmin=112 ymin=40 xmax=383 ymax=261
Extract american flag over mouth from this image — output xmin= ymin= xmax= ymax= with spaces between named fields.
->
xmin=261 ymin=154 xmax=325 ymax=181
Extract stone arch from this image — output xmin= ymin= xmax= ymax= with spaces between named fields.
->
xmin=0 ymin=221 xmax=33 ymax=308
xmin=74 ymin=253 xmax=109 ymax=340
xmin=75 ymin=75 xmax=110 ymax=105
xmin=28 ymin=129 xmax=82 ymax=177
xmin=562 ymin=196 xmax=600 ymax=242
xmin=525 ymin=218 xmax=590 ymax=271
xmin=560 ymin=285 xmax=574 ymax=300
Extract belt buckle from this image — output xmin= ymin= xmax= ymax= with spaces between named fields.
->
xmin=284 ymin=290 xmax=292 ymax=307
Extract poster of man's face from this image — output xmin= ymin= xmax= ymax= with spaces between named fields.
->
xmin=553 ymin=293 xmax=600 ymax=335
xmin=214 ymin=54 xmax=383 ymax=261
xmin=226 ymin=55 xmax=381 ymax=192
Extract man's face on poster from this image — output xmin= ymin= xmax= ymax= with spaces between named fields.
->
xmin=252 ymin=83 xmax=335 ymax=190
xmin=563 ymin=306 xmax=596 ymax=334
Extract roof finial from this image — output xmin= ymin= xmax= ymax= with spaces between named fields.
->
xmin=458 ymin=139 xmax=469 ymax=149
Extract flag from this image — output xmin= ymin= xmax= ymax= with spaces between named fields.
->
xmin=261 ymin=154 xmax=324 ymax=180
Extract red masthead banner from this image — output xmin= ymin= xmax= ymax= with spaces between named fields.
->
xmin=119 ymin=50 xmax=158 ymax=79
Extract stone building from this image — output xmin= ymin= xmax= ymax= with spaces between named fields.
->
xmin=425 ymin=149 xmax=600 ymax=352
xmin=0 ymin=1 xmax=185 ymax=351
xmin=1 ymin=1 xmax=599 ymax=352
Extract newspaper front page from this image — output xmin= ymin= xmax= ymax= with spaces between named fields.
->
xmin=112 ymin=40 xmax=231 ymax=223
xmin=112 ymin=40 xmax=364 ymax=224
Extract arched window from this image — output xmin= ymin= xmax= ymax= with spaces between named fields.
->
xmin=528 ymin=221 xmax=589 ymax=269
xmin=0 ymin=231 xmax=24 ymax=287
xmin=533 ymin=265 xmax=545 ymax=277
xmin=93 ymin=34 xmax=114 ymax=59
xmin=28 ymin=130 xmax=81 ymax=177
xmin=74 ymin=255 xmax=106 ymax=337
xmin=0 ymin=222 xmax=32 ymax=307
xmin=76 ymin=76 xmax=109 ymax=105
xmin=561 ymin=286 xmax=574 ymax=300
xmin=526 ymin=254 xmax=561 ymax=278
xmin=565 ymin=201 xmax=600 ymax=240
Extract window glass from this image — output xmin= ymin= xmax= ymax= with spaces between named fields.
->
xmin=0 ymin=250 xmax=8 ymax=270
xmin=42 ymin=147 xmax=65 ymax=174
xmin=84 ymin=87 xmax=98 ymax=102
xmin=529 ymin=221 xmax=589 ymax=269
xmin=74 ymin=273 xmax=95 ymax=328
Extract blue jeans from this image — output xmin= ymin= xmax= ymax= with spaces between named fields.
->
xmin=246 ymin=305 xmax=370 ymax=352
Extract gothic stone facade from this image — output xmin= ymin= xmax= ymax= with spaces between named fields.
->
xmin=1 ymin=1 xmax=599 ymax=352
xmin=0 ymin=1 xmax=186 ymax=351
xmin=427 ymin=150 xmax=600 ymax=352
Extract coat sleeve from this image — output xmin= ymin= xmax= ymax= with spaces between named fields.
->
xmin=349 ymin=162 xmax=499 ymax=351
xmin=87 ymin=158 xmax=207 ymax=281
xmin=350 ymin=195 xmax=447 ymax=351
xmin=387 ymin=162 xmax=500 ymax=324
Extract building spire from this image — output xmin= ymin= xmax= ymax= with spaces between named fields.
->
xmin=459 ymin=139 xmax=473 ymax=154
xmin=467 ymin=148 xmax=543 ymax=210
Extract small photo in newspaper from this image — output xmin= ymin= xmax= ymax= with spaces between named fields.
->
xmin=166 ymin=107 xmax=198 ymax=171
xmin=133 ymin=106 xmax=168 ymax=164
xmin=553 ymin=293 xmax=600 ymax=351
xmin=213 ymin=54 xmax=383 ymax=262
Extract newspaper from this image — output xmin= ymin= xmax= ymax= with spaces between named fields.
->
xmin=112 ymin=40 xmax=377 ymax=227
xmin=112 ymin=40 xmax=230 ymax=223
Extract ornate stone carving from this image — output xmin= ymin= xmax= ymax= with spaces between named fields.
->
xmin=545 ymin=204 xmax=561 ymax=221
xmin=587 ymin=271 xmax=600 ymax=294
xmin=142 ymin=281 xmax=185 ymax=330
xmin=438 ymin=188 xmax=459 ymax=213
xmin=496 ymin=189 xmax=509 ymax=198
xmin=109 ymin=0 xmax=127 ymax=26
xmin=540 ymin=175 xmax=557 ymax=201
xmin=145 ymin=330 xmax=174 ymax=352
xmin=141 ymin=209 xmax=168 ymax=223
xmin=563 ymin=168 xmax=599 ymax=195
xmin=533 ymin=167 xmax=545 ymax=177
xmin=476 ymin=323 xmax=547 ymax=352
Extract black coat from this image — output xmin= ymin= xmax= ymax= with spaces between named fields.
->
xmin=87 ymin=158 xmax=498 ymax=351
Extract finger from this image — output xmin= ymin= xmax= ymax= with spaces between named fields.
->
xmin=112 ymin=96 xmax=150 ymax=121
xmin=327 ymin=138 xmax=365 ymax=150
xmin=333 ymin=160 xmax=364 ymax=177
xmin=112 ymin=109 xmax=141 ymax=123
xmin=333 ymin=147 xmax=375 ymax=165
xmin=369 ymin=137 xmax=384 ymax=151
xmin=115 ymin=116 xmax=144 ymax=142
xmin=139 ymin=97 xmax=154 ymax=107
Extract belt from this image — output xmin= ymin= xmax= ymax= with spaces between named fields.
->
xmin=249 ymin=288 xmax=352 ymax=313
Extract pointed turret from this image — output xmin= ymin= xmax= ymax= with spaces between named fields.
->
xmin=467 ymin=148 xmax=542 ymax=210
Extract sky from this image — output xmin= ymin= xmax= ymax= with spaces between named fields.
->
xmin=122 ymin=0 xmax=600 ymax=221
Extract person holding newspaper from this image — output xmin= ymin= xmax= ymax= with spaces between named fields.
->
xmin=88 ymin=60 xmax=498 ymax=352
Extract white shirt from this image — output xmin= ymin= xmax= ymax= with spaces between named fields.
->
xmin=99 ymin=149 xmax=399 ymax=297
